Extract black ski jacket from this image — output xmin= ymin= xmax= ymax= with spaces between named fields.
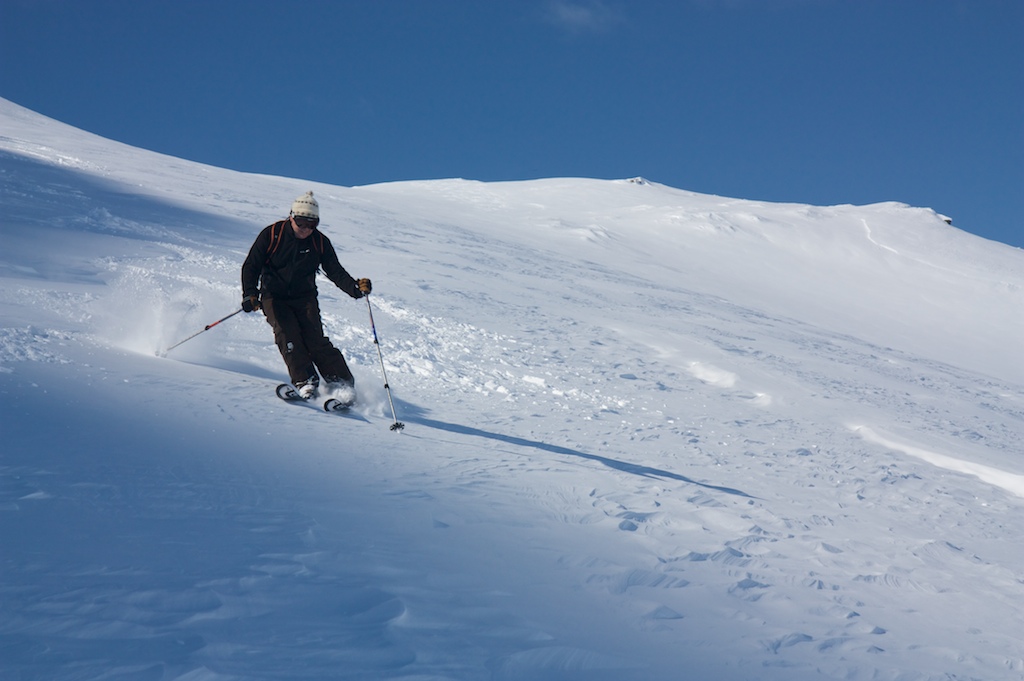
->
xmin=241 ymin=220 xmax=363 ymax=302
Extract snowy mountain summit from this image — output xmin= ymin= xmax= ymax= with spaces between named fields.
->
xmin=2 ymin=97 xmax=1023 ymax=680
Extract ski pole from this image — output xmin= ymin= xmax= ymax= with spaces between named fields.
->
xmin=162 ymin=307 xmax=243 ymax=355
xmin=365 ymin=295 xmax=405 ymax=431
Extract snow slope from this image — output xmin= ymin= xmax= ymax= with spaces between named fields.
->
xmin=1 ymin=97 xmax=1023 ymax=680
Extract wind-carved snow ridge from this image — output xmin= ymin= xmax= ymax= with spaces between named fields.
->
xmin=861 ymin=219 xmax=900 ymax=254
xmin=686 ymin=361 xmax=738 ymax=388
xmin=853 ymin=425 xmax=1024 ymax=498
xmin=2 ymin=96 xmax=1024 ymax=681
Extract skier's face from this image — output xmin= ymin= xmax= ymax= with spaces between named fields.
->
xmin=291 ymin=216 xmax=318 ymax=236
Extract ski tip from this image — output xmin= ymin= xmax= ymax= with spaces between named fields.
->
xmin=276 ymin=383 xmax=300 ymax=401
xmin=324 ymin=398 xmax=354 ymax=412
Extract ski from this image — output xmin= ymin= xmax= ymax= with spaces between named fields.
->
xmin=324 ymin=398 xmax=353 ymax=412
xmin=276 ymin=383 xmax=302 ymax=401
xmin=276 ymin=383 xmax=355 ymax=413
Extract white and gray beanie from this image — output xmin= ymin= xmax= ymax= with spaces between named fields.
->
xmin=290 ymin=191 xmax=319 ymax=219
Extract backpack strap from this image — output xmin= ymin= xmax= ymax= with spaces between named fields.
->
xmin=264 ymin=221 xmax=286 ymax=266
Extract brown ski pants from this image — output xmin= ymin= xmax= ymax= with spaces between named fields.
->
xmin=262 ymin=295 xmax=353 ymax=387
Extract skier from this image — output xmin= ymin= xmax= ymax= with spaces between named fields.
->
xmin=241 ymin=191 xmax=372 ymax=400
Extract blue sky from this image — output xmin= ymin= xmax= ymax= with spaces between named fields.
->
xmin=2 ymin=0 xmax=1022 ymax=248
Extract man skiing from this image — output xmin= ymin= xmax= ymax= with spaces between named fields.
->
xmin=241 ymin=191 xmax=371 ymax=401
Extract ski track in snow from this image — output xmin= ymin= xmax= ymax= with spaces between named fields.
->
xmin=2 ymin=98 xmax=1024 ymax=680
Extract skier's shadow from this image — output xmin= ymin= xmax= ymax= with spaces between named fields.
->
xmin=408 ymin=414 xmax=754 ymax=499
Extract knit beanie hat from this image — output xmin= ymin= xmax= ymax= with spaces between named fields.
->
xmin=290 ymin=191 xmax=319 ymax=219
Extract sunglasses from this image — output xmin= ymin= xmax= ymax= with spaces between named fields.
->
xmin=293 ymin=216 xmax=319 ymax=229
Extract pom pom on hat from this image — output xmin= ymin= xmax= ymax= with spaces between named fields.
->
xmin=290 ymin=191 xmax=319 ymax=219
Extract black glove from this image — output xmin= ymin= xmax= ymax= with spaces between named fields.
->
xmin=242 ymin=295 xmax=260 ymax=313
xmin=357 ymin=278 xmax=372 ymax=295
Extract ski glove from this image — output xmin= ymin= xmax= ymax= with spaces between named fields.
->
xmin=357 ymin=278 xmax=372 ymax=295
xmin=242 ymin=295 xmax=260 ymax=313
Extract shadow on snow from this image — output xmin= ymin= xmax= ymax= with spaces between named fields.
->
xmin=409 ymin=414 xmax=754 ymax=499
